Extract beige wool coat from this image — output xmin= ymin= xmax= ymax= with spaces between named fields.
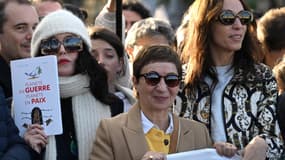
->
xmin=89 ymin=103 xmax=213 ymax=160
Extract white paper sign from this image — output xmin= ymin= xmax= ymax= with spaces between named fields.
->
xmin=11 ymin=55 xmax=62 ymax=136
xmin=167 ymin=148 xmax=242 ymax=160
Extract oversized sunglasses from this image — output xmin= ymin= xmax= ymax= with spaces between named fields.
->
xmin=139 ymin=71 xmax=181 ymax=88
xmin=40 ymin=36 xmax=83 ymax=55
xmin=218 ymin=10 xmax=253 ymax=25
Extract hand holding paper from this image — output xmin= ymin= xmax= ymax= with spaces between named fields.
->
xmin=24 ymin=124 xmax=48 ymax=153
xmin=167 ymin=148 xmax=242 ymax=160
xmin=214 ymin=142 xmax=238 ymax=157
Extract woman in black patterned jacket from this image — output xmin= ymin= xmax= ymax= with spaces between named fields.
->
xmin=175 ymin=0 xmax=283 ymax=159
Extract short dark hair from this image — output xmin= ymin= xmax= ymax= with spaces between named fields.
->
xmin=0 ymin=0 xmax=31 ymax=33
xmin=133 ymin=45 xmax=182 ymax=79
xmin=122 ymin=0 xmax=151 ymax=19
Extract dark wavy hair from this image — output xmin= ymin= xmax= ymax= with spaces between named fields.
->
xmin=31 ymin=107 xmax=43 ymax=125
xmin=36 ymin=42 xmax=116 ymax=106
xmin=0 ymin=0 xmax=32 ymax=33
xmin=63 ymin=3 xmax=88 ymax=24
xmin=122 ymin=0 xmax=151 ymax=19
xmin=181 ymin=0 xmax=261 ymax=89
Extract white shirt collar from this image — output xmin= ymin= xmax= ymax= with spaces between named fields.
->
xmin=141 ymin=110 xmax=174 ymax=134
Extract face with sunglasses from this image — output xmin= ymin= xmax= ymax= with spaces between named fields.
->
xmin=40 ymin=33 xmax=83 ymax=76
xmin=133 ymin=62 xmax=180 ymax=111
xmin=210 ymin=0 xmax=251 ymax=60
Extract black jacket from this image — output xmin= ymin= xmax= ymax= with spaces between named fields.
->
xmin=277 ymin=92 xmax=285 ymax=140
xmin=0 ymin=56 xmax=12 ymax=107
xmin=0 ymin=86 xmax=32 ymax=160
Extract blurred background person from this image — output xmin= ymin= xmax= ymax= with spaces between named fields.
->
xmin=94 ymin=0 xmax=151 ymax=39
xmin=89 ymin=26 xmax=136 ymax=111
xmin=0 ymin=86 xmax=32 ymax=160
xmin=94 ymin=0 xmax=121 ymax=37
xmin=33 ymin=0 xmax=62 ymax=20
xmin=125 ymin=17 xmax=175 ymax=63
xmin=273 ymin=59 xmax=285 ymax=152
xmin=90 ymin=45 xmax=213 ymax=160
xmin=24 ymin=10 xmax=124 ymax=160
xmin=63 ymin=3 xmax=88 ymax=25
xmin=257 ymin=7 xmax=285 ymax=69
xmin=178 ymin=0 xmax=283 ymax=159
xmin=94 ymin=0 xmax=132 ymax=88
xmin=273 ymin=59 xmax=285 ymax=95
xmin=124 ymin=17 xmax=175 ymax=79
xmin=174 ymin=5 xmax=190 ymax=59
xmin=122 ymin=0 xmax=151 ymax=36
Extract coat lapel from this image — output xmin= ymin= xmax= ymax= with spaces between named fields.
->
xmin=175 ymin=119 xmax=198 ymax=151
xmin=123 ymin=103 xmax=149 ymax=159
xmin=169 ymin=114 xmax=179 ymax=153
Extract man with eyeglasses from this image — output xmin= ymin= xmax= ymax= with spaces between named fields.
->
xmin=0 ymin=0 xmax=39 ymax=108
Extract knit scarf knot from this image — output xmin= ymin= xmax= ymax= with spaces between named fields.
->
xmin=59 ymin=74 xmax=90 ymax=98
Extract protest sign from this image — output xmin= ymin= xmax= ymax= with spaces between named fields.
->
xmin=11 ymin=55 xmax=62 ymax=136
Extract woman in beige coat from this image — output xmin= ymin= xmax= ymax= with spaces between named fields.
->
xmin=90 ymin=45 xmax=213 ymax=160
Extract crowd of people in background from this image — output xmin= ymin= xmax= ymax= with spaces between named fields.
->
xmin=0 ymin=0 xmax=285 ymax=160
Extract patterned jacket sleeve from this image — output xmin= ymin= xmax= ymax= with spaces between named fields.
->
xmin=257 ymin=68 xmax=283 ymax=159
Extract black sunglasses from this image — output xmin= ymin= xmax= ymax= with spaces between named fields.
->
xmin=218 ymin=10 xmax=253 ymax=25
xmin=40 ymin=36 xmax=83 ymax=55
xmin=139 ymin=71 xmax=180 ymax=88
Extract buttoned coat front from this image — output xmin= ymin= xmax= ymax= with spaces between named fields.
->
xmin=89 ymin=103 xmax=212 ymax=160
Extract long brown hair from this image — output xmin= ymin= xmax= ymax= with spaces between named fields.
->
xmin=181 ymin=0 xmax=261 ymax=89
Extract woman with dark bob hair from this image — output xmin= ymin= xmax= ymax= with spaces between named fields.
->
xmin=89 ymin=26 xmax=135 ymax=112
xmin=90 ymin=45 xmax=213 ymax=160
xmin=23 ymin=10 xmax=123 ymax=160
xmin=176 ymin=0 xmax=283 ymax=159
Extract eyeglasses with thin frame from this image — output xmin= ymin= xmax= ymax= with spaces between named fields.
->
xmin=218 ymin=10 xmax=253 ymax=25
xmin=139 ymin=71 xmax=181 ymax=88
xmin=40 ymin=36 xmax=83 ymax=55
